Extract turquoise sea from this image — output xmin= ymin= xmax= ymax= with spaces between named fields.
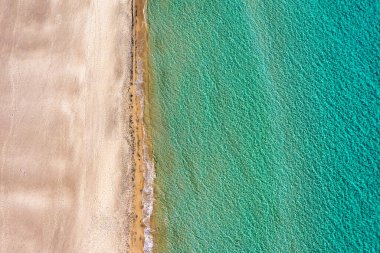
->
xmin=147 ymin=0 xmax=380 ymax=252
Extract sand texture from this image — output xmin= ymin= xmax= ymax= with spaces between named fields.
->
xmin=0 ymin=0 xmax=134 ymax=252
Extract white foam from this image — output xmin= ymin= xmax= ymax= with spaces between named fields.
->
xmin=135 ymin=57 xmax=155 ymax=253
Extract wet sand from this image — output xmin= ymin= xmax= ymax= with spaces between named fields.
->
xmin=130 ymin=0 xmax=153 ymax=252
xmin=0 ymin=0 xmax=135 ymax=252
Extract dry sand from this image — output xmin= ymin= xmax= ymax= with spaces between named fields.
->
xmin=0 ymin=0 xmax=136 ymax=252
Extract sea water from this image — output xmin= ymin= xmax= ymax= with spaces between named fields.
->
xmin=147 ymin=0 xmax=380 ymax=252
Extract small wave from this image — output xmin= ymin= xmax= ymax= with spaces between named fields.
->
xmin=136 ymin=57 xmax=155 ymax=253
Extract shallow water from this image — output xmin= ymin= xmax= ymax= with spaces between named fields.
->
xmin=147 ymin=0 xmax=380 ymax=252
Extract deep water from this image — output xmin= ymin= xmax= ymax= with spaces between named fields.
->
xmin=147 ymin=0 xmax=380 ymax=252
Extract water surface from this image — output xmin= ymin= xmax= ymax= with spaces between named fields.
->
xmin=148 ymin=0 xmax=380 ymax=252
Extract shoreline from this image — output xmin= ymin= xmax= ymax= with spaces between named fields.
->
xmin=130 ymin=0 xmax=154 ymax=252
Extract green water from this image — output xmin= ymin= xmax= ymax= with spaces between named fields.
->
xmin=147 ymin=0 xmax=380 ymax=252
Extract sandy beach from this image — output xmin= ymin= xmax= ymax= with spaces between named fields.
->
xmin=0 ymin=0 xmax=138 ymax=252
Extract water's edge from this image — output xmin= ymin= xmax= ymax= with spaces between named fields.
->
xmin=132 ymin=0 xmax=155 ymax=251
